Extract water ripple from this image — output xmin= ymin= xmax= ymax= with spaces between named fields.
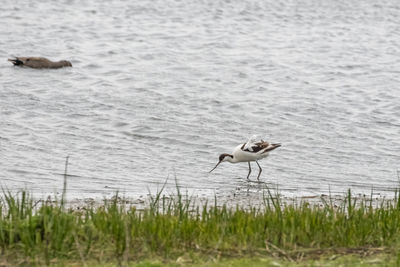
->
xmin=1 ymin=0 xmax=399 ymax=199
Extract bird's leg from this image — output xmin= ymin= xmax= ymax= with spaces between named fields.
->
xmin=247 ymin=162 xmax=252 ymax=180
xmin=255 ymin=160 xmax=262 ymax=181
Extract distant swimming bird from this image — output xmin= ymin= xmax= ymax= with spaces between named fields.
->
xmin=209 ymin=136 xmax=281 ymax=180
xmin=8 ymin=57 xmax=72 ymax=69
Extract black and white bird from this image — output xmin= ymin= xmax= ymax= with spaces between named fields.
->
xmin=209 ymin=136 xmax=281 ymax=180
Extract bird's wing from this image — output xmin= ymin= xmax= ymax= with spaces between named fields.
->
xmin=242 ymin=135 xmax=258 ymax=151
xmin=245 ymin=141 xmax=269 ymax=153
xmin=241 ymin=135 xmax=270 ymax=153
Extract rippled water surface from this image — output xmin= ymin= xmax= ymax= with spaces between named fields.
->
xmin=1 ymin=0 xmax=400 ymax=200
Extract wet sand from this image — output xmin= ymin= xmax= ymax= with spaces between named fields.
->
xmin=65 ymin=190 xmax=397 ymax=212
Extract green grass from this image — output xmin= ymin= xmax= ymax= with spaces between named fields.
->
xmin=1 ymin=186 xmax=400 ymax=265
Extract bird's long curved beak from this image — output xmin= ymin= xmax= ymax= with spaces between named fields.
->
xmin=209 ymin=161 xmax=222 ymax=173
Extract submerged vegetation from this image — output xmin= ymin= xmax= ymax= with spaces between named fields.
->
xmin=1 ymin=186 xmax=400 ymax=265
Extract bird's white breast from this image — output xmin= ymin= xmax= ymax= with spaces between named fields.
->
xmin=231 ymin=144 xmax=269 ymax=163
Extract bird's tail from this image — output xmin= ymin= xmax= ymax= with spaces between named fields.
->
xmin=8 ymin=57 xmax=23 ymax=66
xmin=262 ymin=143 xmax=281 ymax=153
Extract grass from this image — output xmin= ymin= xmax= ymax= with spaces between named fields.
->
xmin=1 ymin=158 xmax=400 ymax=265
xmin=1 ymin=185 xmax=400 ymax=266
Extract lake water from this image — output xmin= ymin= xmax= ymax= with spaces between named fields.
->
xmin=1 ymin=0 xmax=399 ymax=201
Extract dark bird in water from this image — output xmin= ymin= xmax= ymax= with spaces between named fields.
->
xmin=8 ymin=57 xmax=72 ymax=69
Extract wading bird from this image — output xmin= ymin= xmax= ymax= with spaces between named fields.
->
xmin=209 ymin=136 xmax=281 ymax=180
xmin=8 ymin=57 xmax=72 ymax=69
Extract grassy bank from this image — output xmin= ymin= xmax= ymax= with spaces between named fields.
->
xmin=1 ymin=188 xmax=400 ymax=265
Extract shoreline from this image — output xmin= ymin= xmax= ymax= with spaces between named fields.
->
xmin=59 ymin=189 xmax=399 ymax=211
xmin=1 ymin=188 xmax=400 ymax=265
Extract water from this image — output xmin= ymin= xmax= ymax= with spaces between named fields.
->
xmin=1 ymin=0 xmax=399 ymax=201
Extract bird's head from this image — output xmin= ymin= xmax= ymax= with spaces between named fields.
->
xmin=60 ymin=60 xmax=72 ymax=67
xmin=209 ymin=153 xmax=233 ymax=173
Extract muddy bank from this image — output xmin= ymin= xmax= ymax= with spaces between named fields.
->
xmin=64 ymin=190 xmax=397 ymax=212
